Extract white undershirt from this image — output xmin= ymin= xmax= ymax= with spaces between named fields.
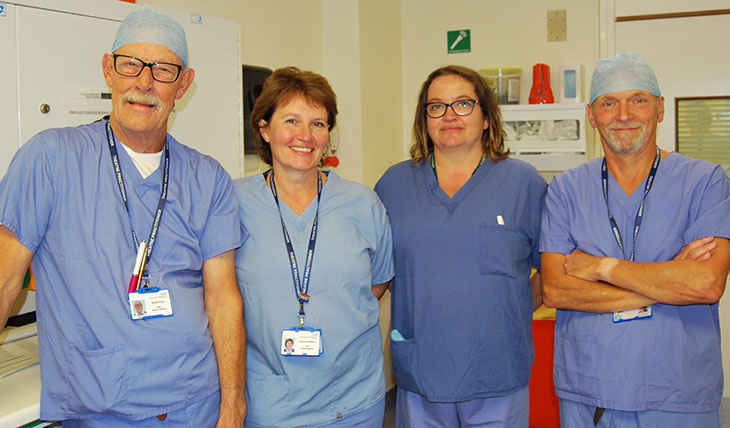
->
xmin=119 ymin=142 xmax=163 ymax=179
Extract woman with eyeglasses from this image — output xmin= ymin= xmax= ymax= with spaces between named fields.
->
xmin=374 ymin=65 xmax=547 ymax=427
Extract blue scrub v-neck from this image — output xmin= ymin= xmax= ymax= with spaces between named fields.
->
xmin=423 ymin=157 xmax=493 ymax=213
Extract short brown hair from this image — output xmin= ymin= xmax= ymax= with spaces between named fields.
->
xmin=410 ymin=65 xmax=508 ymax=165
xmin=250 ymin=67 xmax=338 ymax=166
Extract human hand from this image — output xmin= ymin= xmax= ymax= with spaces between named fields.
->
xmin=564 ymin=249 xmax=615 ymax=282
xmin=215 ymin=402 xmax=245 ymax=428
xmin=215 ymin=416 xmax=244 ymax=428
xmin=673 ymin=236 xmax=716 ymax=262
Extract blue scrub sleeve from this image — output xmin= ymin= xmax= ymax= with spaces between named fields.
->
xmin=369 ymin=197 xmax=394 ymax=285
xmin=539 ymin=177 xmax=577 ymax=256
xmin=684 ymin=166 xmax=730 ymax=243
xmin=199 ymin=165 xmax=247 ymax=260
xmin=0 ymin=135 xmax=55 ymax=253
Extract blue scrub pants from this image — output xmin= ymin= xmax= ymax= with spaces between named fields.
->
xmin=321 ymin=397 xmax=385 ymax=428
xmin=560 ymin=399 xmax=720 ymax=428
xmin=241 ymin=397 xmax=384 ymax=428
xmin=396 ymin=386 xmax=528 ymax=428
xmin=61 ymin=390 xmax=220 ymax=427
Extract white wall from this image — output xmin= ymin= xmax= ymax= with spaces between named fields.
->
xmin=142 ymin=0 xmax=324 ymax=175
xmin=356 ymin=0 xmax=403 ymax=388
xmin=359 ymin=0 xmax=404 ymax=187
xmin=143 ymin=0 xmax=323 ymax=70
xmin=400 ymin=0 xmax=598 ymax=156
xmin=321 ymin=0 xmax=364 ymax=183
xmin=142 ymin=0 xmax=405 ymax=185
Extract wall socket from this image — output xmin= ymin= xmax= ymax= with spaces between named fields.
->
xmin=547 ymin=9 xmax=567 ymax=42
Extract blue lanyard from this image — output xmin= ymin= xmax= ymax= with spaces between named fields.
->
xmin=267 ymin=169 xmax=323 ymax=327
xmin=105 ymin=120 xmax=170 ymax=284
xmin=601 ymin=146 xmax=660 ymax=261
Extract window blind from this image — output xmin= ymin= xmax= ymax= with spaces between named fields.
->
xmin=676 ymin=97 xmax=730 ymax=175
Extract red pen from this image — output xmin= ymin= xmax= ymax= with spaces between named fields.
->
xmin=128 ymin=241 xmax=147 ymax=293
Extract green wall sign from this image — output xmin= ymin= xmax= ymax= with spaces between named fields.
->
xmin=447 ymin=29 xmax=470 ymax=54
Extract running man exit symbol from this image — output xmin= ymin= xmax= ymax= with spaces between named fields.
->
xmin=447 ymin=29 xmax=470 ymax=54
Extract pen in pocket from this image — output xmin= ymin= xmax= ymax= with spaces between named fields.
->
xmin=128 ymin=240 xmax=147 ymax=293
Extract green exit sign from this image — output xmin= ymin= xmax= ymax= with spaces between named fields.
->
xmin=447 ymin=29 xmax=470 ymax=54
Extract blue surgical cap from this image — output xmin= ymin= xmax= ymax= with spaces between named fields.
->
xmin=112 ymin=10 xmax=188 ymax=67
xmin=589 ymin=52 xmax=661 ymax=104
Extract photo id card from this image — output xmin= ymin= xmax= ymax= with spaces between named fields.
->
xmin=281 ymin=328 xmax=323 ymax=357
xmin=129 ymin=287 xmax=173 ymax=320
xmin=613 ymin=305 xmax=652 ymax=323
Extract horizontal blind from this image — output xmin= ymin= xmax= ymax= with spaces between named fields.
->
xmin=677 ymin=97 xmax=730 ymax=175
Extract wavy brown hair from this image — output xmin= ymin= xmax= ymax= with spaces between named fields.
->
xmin=410 ymin=65 xmax=508 ymax=165
xmin=250 ymin=66 xmax=338 ymax=166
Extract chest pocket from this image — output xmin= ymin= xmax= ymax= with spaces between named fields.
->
xmin=480 ymin=224 xmax=532 ymax=279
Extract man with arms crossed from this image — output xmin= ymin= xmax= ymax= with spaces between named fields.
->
xmin=0 ymin=10 xmax=245 ymax=427
xmin=540 ymin=52 xmax=730 ymax=427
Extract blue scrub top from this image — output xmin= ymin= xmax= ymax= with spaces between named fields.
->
xmin=0 ymin=120 xmax=244 ymax=421
xmin=540 ymin=152 xmax=730 ymax=412
xmin=375 ymin=158 xmax=547 ymax=402
xmin=234 ymin=171 xmax=394 ymax=428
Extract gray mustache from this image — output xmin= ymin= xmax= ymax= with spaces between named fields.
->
xmin=122 ymin=92 xmax=162 ymax=110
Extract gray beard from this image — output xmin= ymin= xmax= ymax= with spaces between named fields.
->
xmin=605 ymin=123 xmax=648 ymax=154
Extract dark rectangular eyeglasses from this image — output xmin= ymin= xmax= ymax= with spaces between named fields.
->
xmin=113 ymin=54 xmax=182 ymax=83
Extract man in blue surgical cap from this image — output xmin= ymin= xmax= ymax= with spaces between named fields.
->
xmin=0 ymin=9 xmax=246 ymax=427
xmin=539 ymin=52 xmax=730 ymax=427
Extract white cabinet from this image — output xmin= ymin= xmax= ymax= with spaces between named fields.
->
xmin=15 ymin=6 xmax=118 ymax=146
xmin=501 ymin=103 xmax=590 ymax=173
xmin=0 ymin=0 xmax=243 ymax=178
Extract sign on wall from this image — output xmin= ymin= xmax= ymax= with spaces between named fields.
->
xmin=447 ymin=29 xmax=470 ymax=54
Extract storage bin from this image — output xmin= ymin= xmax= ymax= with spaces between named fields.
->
xmin=479 ymin=68 xmax=522 ymax=104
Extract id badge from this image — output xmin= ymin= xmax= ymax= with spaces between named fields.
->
xmin=129 ymin=287 xmax=173 ymax=320
xmin=281 ymin=328 xmax=323 ymax=357
xmin=613 ymin=305 xmax=652 ymax=323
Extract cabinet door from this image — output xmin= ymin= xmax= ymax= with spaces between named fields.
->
xmin=614 ymin=5 xmax=730 ymax=150
xmin=16 ymin=6 xmax=116 ymax=146
xmin=9 ymin=4 xmax=243 ymax=178
xmin=157 ymin=8 xmax=244 ymax=177
xmin=0 ymin=3 xmax=19 ymax=176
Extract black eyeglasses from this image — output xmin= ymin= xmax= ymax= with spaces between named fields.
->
xmin=113 ymin=54 xmax=183 ymax=83
xmin=425 ymin=99 xmax=479 ymax=118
